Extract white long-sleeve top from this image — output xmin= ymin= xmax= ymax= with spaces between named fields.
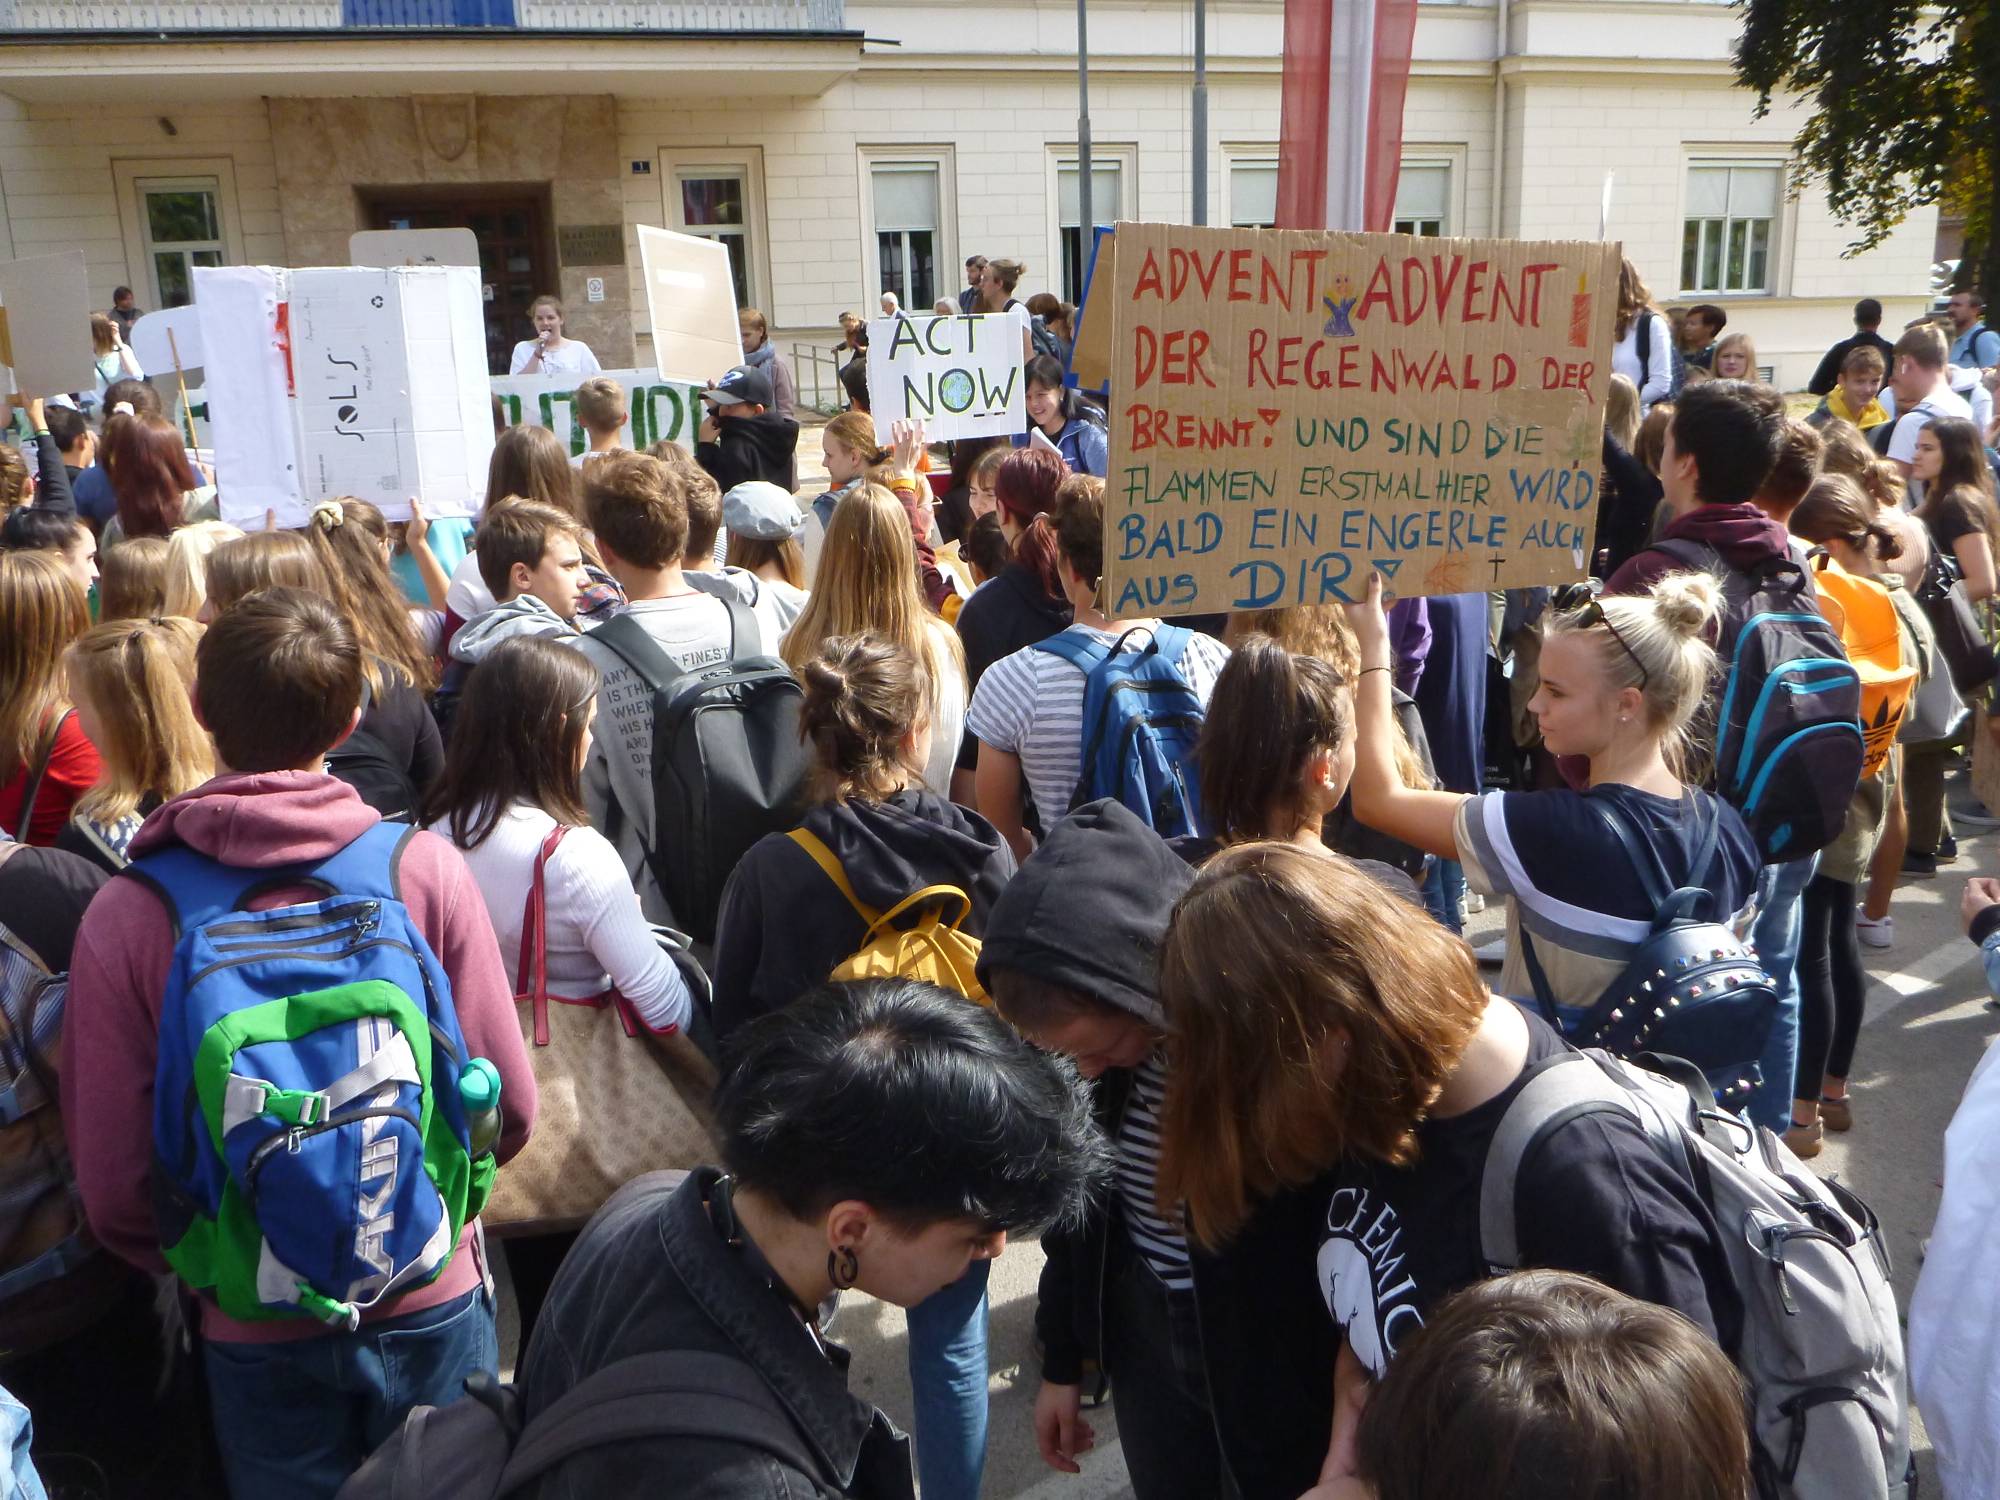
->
xmin=450 ymin=802 xmax=691 ymax=1034
xmin=1611 ymin=311 xmax=1675 ymax=411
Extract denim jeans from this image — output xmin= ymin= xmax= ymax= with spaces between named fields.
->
xmin=1102 ymin=1224 xmax=1234 ymax=1500
xmin=1422 ymin=857 xmax=1468 ymax=934
xmin=203 ymin=1287 xmax=497 ymax=1500
xmin=1747 ymin=854 xmax=1817 ymax=1132
xmin=904 ymin=1256 xmax=991 ymax=1500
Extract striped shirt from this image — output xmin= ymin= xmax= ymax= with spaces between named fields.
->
xmin=1117 ymin=1049 xmax=1194 ymax=1291
xmin=964 ymin=623 xmax=1230 ymax=824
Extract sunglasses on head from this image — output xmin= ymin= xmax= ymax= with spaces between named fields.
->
xmin=1566 ymin=596 xmax=1649 ymax=691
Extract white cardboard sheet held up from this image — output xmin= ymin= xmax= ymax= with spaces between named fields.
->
xmin=195 ymin=264 xmax=493 ymax=530
xmin=0 ymin=251 xmax=95 ymax=398
xmin=636 ymin=225 xmax=743 ymax=385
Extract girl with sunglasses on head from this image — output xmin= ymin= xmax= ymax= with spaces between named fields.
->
xmin=1341 ymin=570 xmax=1759 ymax=1014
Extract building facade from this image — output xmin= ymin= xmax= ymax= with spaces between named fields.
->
xmin=0 ymin=0 xmax=1939 ymax=392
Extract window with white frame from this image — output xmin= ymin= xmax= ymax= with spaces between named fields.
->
xmin=872 ymin=162 xmax=940 ymax=312
xmin=1057 ymin=158 xmax=1124 ymax=302
xmin=674 ymin=167 xmax=754 ymax=308
xmin=1681 ymin=164 xmax=1781 ymax=294
xmin=136 ymin=177 xmax=224 ymax=309
xmin=1230 ymin=159 xmax=1278 ymax=229
xmin=1393 ymin=163 xmax=1450 ymax=237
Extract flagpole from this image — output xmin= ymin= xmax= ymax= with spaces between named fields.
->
xmin=1077 ymin=0 xmax=1093 ymax=271
xmin=1192 ymin=0 xmax=1209 ymax=224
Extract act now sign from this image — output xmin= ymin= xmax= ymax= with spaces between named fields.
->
xmin=867 ymin=311 xmax=1025 ymax=443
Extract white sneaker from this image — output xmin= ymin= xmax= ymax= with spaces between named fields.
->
xmin=1464 ymin=892 xmax=1487 ymax=915
xmin=1471 ymin=936 xmax=1507 ymax=968
xmin=1854 ymin=909 xmax=1893 ymax=950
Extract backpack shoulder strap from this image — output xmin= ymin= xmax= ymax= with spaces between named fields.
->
xmin=497 ymin=1350 xmax=825 ymax=1495
xmin=1636 ymin=311 xmax=1651 ymax=369
xmin=590 ymin=611 xmax=694 ymax=696
xmin=1031 ymin=627 xmax=1113 ymax=675
xmin=785 ymin=828 xmax=882 ymax=928
xmin=1149 ymin=623 xmax=1195 ymax=665
xmin=1585 ymin=793 xmax=1674 ymax=911
xmin=683 ymin=574 xmax=762 ymax=659
xmin=1479 ymin=1051 xmax=1645 ymax=1271
xmin=1651 ymin=537 xmax=1721 ymax=574
xmin=1515 ymin=928 xmax=1565 ymax=1031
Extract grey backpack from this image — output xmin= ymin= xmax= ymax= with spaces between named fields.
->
xmin=1480 ymin=1049 xmax=1911 ymax=1500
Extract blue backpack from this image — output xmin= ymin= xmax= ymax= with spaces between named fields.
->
xmin=127 ymin=822 xmax=496 ymax=1328
xmin=1655 ymin=540 xmax=1864 ymax=862
xmin=1033 ymin=624 xmax=1207 ymax=838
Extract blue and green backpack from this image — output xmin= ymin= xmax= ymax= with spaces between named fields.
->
xmin=127 ymin=823 xmax=496 ymax=1328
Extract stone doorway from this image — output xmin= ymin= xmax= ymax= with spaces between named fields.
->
xmin=363 ymin=185 xmax=556 ymax=375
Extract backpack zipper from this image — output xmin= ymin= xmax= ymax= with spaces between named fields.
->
xmin=203 ymin=901 xmax=383 ymax=940
xmin=243 ymin=1103 xmax=420 ymax=1200
xmin=185 ymin=933 xmax=418 ymax=991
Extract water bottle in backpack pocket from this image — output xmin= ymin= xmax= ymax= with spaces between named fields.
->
xmin=131 ymin=822 xmax=499 ymax=1329
xmin=1652 ymin=541 xmax=1864 ymax=862
xmin=1032 ymin=623 xmax=1208 ymax=838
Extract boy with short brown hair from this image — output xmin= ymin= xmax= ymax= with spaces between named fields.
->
xmin=571 ymin=377 xmax=629 ymax=470
xmin=63 ymin=586 xmax=537 ymax=1499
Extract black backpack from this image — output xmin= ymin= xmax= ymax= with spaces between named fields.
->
xmin=336 ymin=1350 xmax=822 ymax=1500
xmin=325 ymin=680 xmax=421 ymax=824
xmin=1653 ymin=539 xmax=1863 ymax=863
xmin=1634 ymin=312 xmax=1686 ymax=400
xmin=587 ymin=590 xmax=807 ymax=943
xmin=1519 ymin=793 xmax=1777 ymax=1107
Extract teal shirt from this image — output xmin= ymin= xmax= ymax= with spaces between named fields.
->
xmin=391 ymin=516 xmax=472 ymax=606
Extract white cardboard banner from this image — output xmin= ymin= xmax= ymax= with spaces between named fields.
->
xmin=866 ymin=311 xmax=1025 ymax=443
xmin=195 ymin=264 xmax=493 ymax=530
xmin=349 ymin=227 xmax=481 ymax=269
xmin=0 ymin=251 xmax=94 ymax=398
xmin=636 ymin=225 xmax=743 ymax=385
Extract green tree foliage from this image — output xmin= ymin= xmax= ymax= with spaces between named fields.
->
xmin=1736 ymin=0 xmax=2000 ymax=297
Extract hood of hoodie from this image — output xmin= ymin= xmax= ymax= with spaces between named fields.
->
xmin=719 ymin=410 xmax=800 ymax=463
xmin=448 ymin=594 xmax=579 ymax=665
xmin=1659 ymin=501 xmax=1794 ymax=574
xmin=799 ymin=788 xmax=1005 ymax=913
xmin=996 ymin=562 xmax=1073 ymax=633
xmin=131 ymin=770 xmax=378 ymax=868
xmin=975 ymin=799 xmax=1189 ymax=1026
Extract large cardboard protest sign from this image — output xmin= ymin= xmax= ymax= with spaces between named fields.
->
xmin=865 ymin=312 xmax=1025 ymax=443
xmin=350 ymin=228 xmax=481 ymax=269
xmin=1102 ymin=223 xmax=1622 ymax=614
xmin=1068 ymin=226 xmax=1115 ymax=392
xmin=0 ymin=252 xmax=94 ymax=398
xmin=195 ymin=264 xmax=493 ymax=530
xmin=492 ymin=369 xmax=705 ymax=454
xmin=130 ymin=304 xmax=205 ymax=377
xmin=636 ymin=225 xmax=742 ymax=385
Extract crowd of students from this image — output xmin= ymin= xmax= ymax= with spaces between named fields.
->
xmin=0 ymin=274 xmax=1998 ymax=1500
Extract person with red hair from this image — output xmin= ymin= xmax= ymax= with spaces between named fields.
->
xmin=100 ymin=415 xmax=214 ymax=548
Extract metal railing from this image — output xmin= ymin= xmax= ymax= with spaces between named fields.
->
xmin=792 ymin=339 xmax=850 ymax=417
xmin=0 ymin=0 xmax=845 ymax=30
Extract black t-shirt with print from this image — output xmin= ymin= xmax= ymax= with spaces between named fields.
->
xmin=1314 ymin=1010 xmax=1740 ymax=1377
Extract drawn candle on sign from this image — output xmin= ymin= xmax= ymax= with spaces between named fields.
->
xmin=1569 ymin=275 xmax=1591 ymax=350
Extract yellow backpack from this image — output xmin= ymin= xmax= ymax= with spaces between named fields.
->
xmin=1810 ymin=553 xmax=1916 ymax=778
xmin=786 ymin=829 xmax=989 ymax=1005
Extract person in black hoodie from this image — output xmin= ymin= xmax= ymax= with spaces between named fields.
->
xmin=696 ymin=363 xmax=800 ymax=495
xmin=980 ymin=798 xmax=1339 ymax=1500
xmin=513 ymin=981 xmax=1109 ymax=1500
xmin=711 ymin=630 xmax=1015 ymax=1500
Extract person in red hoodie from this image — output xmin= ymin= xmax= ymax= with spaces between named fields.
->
xmin=1599 ymin=378 xmax=1808 ymax=1140
xmin=61 ymin=587 xmax=538 ymax=1500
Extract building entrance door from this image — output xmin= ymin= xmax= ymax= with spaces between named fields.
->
xmin=363 ymin=187 xmax=555 ymax=375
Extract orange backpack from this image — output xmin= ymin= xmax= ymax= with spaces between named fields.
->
xmin=1810 ymin=553 xmax=1915 ymax=778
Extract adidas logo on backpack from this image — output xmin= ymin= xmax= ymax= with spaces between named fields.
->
xmin=1483 ymin=1050 xmax=1911 ymax=1500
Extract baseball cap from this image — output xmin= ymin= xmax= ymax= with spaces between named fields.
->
xmin=723 ymin=480 xmax=806 ymax=541
xmin=703 ymin=364 xmax=773 ymax=409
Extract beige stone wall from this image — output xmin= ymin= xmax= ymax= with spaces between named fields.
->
xmin=268 ymin=93 xmax=635 ymax=366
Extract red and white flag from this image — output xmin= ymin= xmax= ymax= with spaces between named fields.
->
xmin=1275 ymin=0 xmax=1420 ymax=233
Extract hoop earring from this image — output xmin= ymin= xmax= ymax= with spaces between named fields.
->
xmin=828 ymin=1246 xmax=859 ymax=1291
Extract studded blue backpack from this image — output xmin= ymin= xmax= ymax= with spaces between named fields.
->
xmin=1519 ymin=792 xmax=1776 ymax=1106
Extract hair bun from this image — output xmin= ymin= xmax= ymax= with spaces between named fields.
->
xmin=1649 ymin=569 xmax=1723 ymax=639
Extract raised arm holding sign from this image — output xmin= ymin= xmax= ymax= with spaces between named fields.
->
xmin=1102 ymin=222 xmax=1621 ymax=616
